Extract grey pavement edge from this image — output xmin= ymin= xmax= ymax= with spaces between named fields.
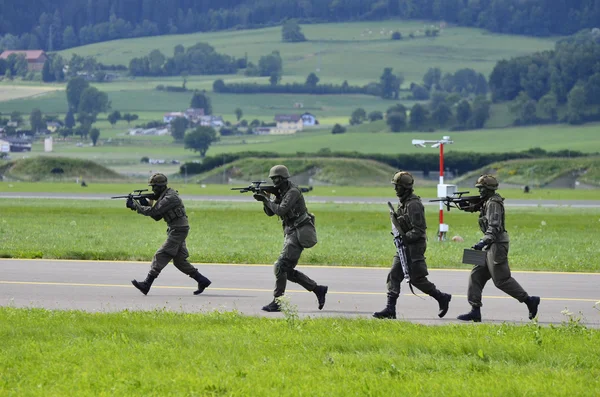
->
xmin=1 ymin=259 xmax=599 ymax=327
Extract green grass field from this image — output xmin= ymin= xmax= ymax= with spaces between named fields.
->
xmin=57 ymin=21 xmax=555 ymax=86
xmin=1 ymin=181 xmax=599 ymax=200
xmin=4 ymin=122 xmax=600 ymax=181
xmin=1 ymin=19 xmax=556 ymax=125
xmin=0 ymin=199 xmax=598 ymax=272
xmin=1 ymin=308 xmax=598 ymax=396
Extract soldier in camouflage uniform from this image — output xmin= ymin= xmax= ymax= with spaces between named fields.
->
xmin=373 ymin=171 xmax=452 ymax=320
xmin=457 ymin=175 xmax=540 ymax=322
xmin=128 ymin=173 xmax=211 ymax=296
xmin=253 ymin=165 xmax=328 ymax=312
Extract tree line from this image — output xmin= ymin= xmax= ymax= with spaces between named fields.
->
xmin=129 ymin=43 xmax=239 ymax=77
xmin=2 ymin=0 xmax=600 ymax=52
xmin=489 ymin=30 xmax=600 ymax=125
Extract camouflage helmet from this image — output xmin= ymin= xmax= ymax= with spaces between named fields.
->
xmin=391 ymin=171 xmax=414 ymax=188
xmin=269 ymin=165 xmax=290 ymax=179
xmin=475 ymin=174 xmax=498 ymax=190
xmin=148 ymin=173 xmax=168 ymax=186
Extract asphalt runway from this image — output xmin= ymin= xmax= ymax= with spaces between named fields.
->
xmin=1 ymin=259 xmax=598 ymax=327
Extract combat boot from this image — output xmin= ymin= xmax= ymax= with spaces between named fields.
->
xmin=457 ymin=306 xmax=481 ymax=322
xmin=190 ymin=270 xmax=211 ymax=295
xmin=314 ymin=285 xmax=328 ymax=310
xmin=373 ymin=293 xmax=398 ymax=319
xmin=262 ymin=299 xmax=281 ymax=312
xmin=525 ymin=296 xmax=540 ymax=320
xmin=131 ymin=273 xmax=156 ymax=295
xmin=432 ymin=291 xmax=452 ymax=318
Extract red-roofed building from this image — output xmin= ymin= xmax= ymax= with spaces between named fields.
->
xmin=0 ymin=50 xmax=47 ymax=71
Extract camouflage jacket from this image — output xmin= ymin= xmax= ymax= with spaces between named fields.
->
xmin=396 ymin=193 xmax=427 ymax=244
xmin=479 ymin=193 xmax=509 ymax=244
xmin=263 ymin=180 xmax=310 ymax=234
xmin=134 ymin=187 xmax=188 ymax=228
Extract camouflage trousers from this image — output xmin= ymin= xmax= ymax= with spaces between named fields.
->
xmin=273 ymin=231 xmax=317 ymax=297
xmin=149 ymin=226 xmax=196 ymax=277
xmin=467 ymin=242 xmax=528 ymax=307
xmin=386 ymin=241 xmax=437 ymax=297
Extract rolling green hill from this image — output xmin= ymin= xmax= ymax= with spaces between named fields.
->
xmin=2 ymin=20 xmax=557 ymax=127
xmin=196 ymin=156 xmax=400 ymax=186
xmin=0 ymin=157 xmax=125 ymax=182
xmin=57 ymin=21 xmax=555 ymax=87
xmin=455 ymin=157 xmax=600 ymax=188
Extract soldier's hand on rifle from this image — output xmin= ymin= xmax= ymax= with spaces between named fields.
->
xmin=253 ymin=193 xmax=268 ymax=202
xmin=472 ymin=239 xmax=487 ymax=251
xmin=126 ymin=197 xmax=136 ymax=210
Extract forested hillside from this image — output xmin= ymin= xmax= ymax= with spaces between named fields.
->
xmin=1 ymin=0 xmax=599 ymax=51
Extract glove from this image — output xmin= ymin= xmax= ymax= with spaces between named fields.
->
xmin=253 ymin=193 xmax=268 ymax=202
xmin=472 ymin=239 xmax=487 ymax=251
xmin=126 ymin=197 xmax=136 ymax=210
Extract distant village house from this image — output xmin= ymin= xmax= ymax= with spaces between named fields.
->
xmin=163 ymin=112 xmax=185 ymax=123
xmin=272 ymin=114 xmax=304 ymax=135
xmin=301 ymin=112 xmax=318 ymax=126
xmin=0 ymin=50 xmax=47 ymax=71
xmin=184 ymin=108 xmax=205 ymax=123
xmin=199 ymin=115 xmax=224 ymax=128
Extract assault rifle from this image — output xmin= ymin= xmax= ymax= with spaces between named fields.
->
xmin=111 ymin=189 xmax=156 ymax=206
xmin=430 ymin=191 xmax=483 ymax=212
xmin=231 ymin=181 xmax=313 ymax=197
xmin=387 ymin=202 xmax=418 ymax=296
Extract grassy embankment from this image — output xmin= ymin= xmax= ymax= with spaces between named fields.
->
xmin=1 ymin=307 xmax=598 ymax=396
xmin=2 ymin=155 xmax=600 ymax=187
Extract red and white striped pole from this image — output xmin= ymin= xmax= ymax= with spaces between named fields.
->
xmin=438 ymin=141 xmax=445 ymax=241
xmin=411 ymin=136 xmax=453 ymax=242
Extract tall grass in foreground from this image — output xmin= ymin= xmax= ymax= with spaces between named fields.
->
xmin=0 ymin=200 xmax=599 ymax=271
xmin=0 ymin=307 xmax=598 ymax=396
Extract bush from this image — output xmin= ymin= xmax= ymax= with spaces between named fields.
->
xmin=391 ymin=31 xmax=402 ymax=40
xmin=140 ymin=157 xmax=149 ymax=163
xmin=331 ymin=124 xmax=346 ymax=134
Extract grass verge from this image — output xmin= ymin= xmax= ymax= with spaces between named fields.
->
xmin=0 ymin=307 xmax=598 ymax=396
xmin=0 ymin=200 xmax=598 ymax=272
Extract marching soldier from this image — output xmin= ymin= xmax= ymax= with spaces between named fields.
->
xmin=128 ymin=173 xmax=211 ymax=296
xmin=456 ymin=174 xmax=540 ymax=322
xmin=373 ymin=171 xmax=452 ymax=319
xmin=253 ymin=165 xmax=328 ymax=312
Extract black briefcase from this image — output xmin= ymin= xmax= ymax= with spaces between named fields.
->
xmin=462 ymin=249 xmax=487 ymax=266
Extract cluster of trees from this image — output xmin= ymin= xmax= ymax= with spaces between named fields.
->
xmin=0 ymin=53 xmax=29 ymax=80
xmin=2 ymin=0 xmax=600 ymax=52
xmin=213 ymin=74 xmax=372 ymax=95
xmin=281 ymin=19 xmax=306 ymax=42
xmin=40 ymin=53 xmax=120 ymax=83
xmin=58 ymin=77 xmax=110 ymax=144
xmin=244 ymin=51 xmax=282 ymax=79
xmin=129 ymin=43 xmax=238 ymax=77
xmin=344 ymin=91 xmax=491 ymax=133
xmin=489 ymin=30 xmax=600 ymax=125
xmin=0 ymin=110 xmax=55 ymax=135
